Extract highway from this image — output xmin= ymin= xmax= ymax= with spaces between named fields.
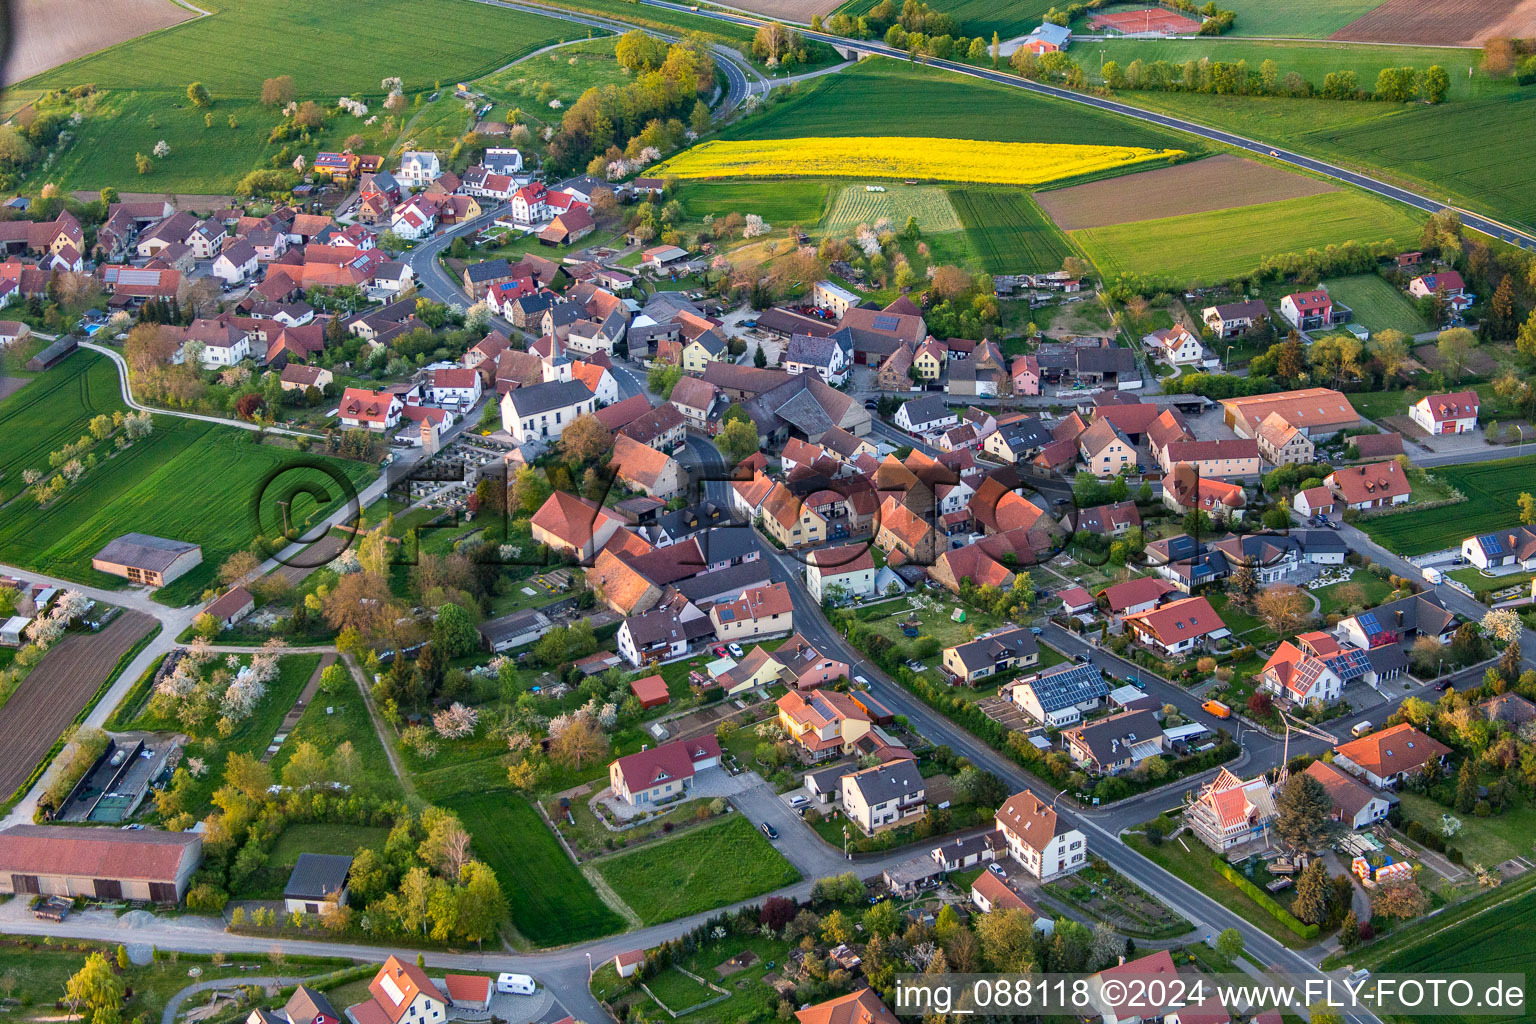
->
xmin=630 ymin=0 xmax=1535 ymax=250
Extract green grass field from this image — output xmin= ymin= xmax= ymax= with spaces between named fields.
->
xmin=676 ymin=179 xmax=832 ymax=226
xmin=594 ymin=814 xmax=801 ymax=925
xmin=446 ymin=789 xmax=626 ymax=946
xmin=831 ymin=0 xmax=1053 ymax=38
xmin=719 ymin=57 xmax=1194 ymax=152
xmin=1313 ymin=568 xmax=1395 ymax=616
xmin=949 ymin=188 xmax=1074 ymax=273
xmin=1218 ymin=0 xmax=1389 ymax=37
xmin=1324 ymin=273 xmax=1431 ymax=335
xmin=821 ymin=184 xmax=964 ymax=234
xmin=1359 ymin=454 xmax=1536 ymax=556
xmin=0 ymin=354 xmax=375 ymax=605
xmin=480 ymin=36 xmax=628 ymax=117
xmin=267 ymin=662 xmax=402 ymax=798
xmin=16 ymin=0 xmax=580 ymax=192
xmin=1070 ymin=190 xmax=1425 ymax=284
xmin=0 ymin=351 xmax=124 ymax=503
xmin=645 ymin=968 xmax=720 ymax=1012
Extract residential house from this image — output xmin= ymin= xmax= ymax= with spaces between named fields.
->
xmin=397 ymin=151 xmax=441 ymax=187
xmin=777 ymin=689 xmax=872 ymax=762
xmin=608 ymin=736 xmax=721 ymax=806
xmin=1062 ymin=501 xmax=1140 ymax=536
xmin=1410 ymin=390 xmax=1479 ymax=435
xmin=783 ymin=331 xmax=852 ymax=385
xmin=530 ymin=491 xmax=623 ymax=560
xmin=348 ymin=956 xmax=447 ymax=1024
xmin=912 ymin=337 xmax=945 ymax=381
xmin=773 ymin=634 xmax=851 ymax=690
xmin=1279 ymin=289 xmax=1333 ymax=330
xmin=873 ymin=497 xmax=939 ymax=566
xmin=1162 ymin=470 xmax=1246 ymax=522
xmin=1460 ymin=525 xmax=1536 ymax=570
xmin=1325 ymin=459 xmax=1410 ymax=510
xmin=1408 ymin=270 xmax=1466 ymax=301
xmin=984 ymin=417 xmax=1053 ymax=464
xmin=994 ymin=788 xmax=1086 ymax=880
xmin=1143 ymin=323 xmax=1205 ymax=365
xmin=1185 ymin=768 xmax=1277 ymax=852
xmin=1123 ymin=595 xmax=1229 ymax=656
xmin=1077 ymin=419 xmax=1137 ymax=478
xmin=805 ymin=544 xmax=877 ymax=603
xmin=1259 ymin=635 xmax=1369 ymax=705
xmin=929 ymin=545 xmax=1016 ymax=596
xmin=1063 ymin=708 xmax=1164 ymax=775
xmin=1011 ymin=354 xmax=1041 ymax=396
xmin=619 ymin=402 xmax=687 ymax=452
xmin=427 ymin=368 xmax=482 ymax=406
xmin=1304 ymin=760 xmax=1392 ymax=829
xmin=681 ymin=331 xmax=729 ymax=375
xmin=183 ymin=319 xmax=250 ymax=368
xmin=569 ymin=360 xmax=618 ymax=406
xmin=842 ymin=760 xmax=926 ymax=834
xmin=610 ymin=435 xmax=684 ymax=500
xmin=1294 ymin=486 xmax=1335 ymax=518
xmin=1337 ymin=592 xmax=1457 ymax=650
xmin=1332 ymin=723 xmax=1449 ymax=789
xmin=1156 ymin=438 xmax=1260 ymax=479
xmin=1010 ymin=662 xmax=1110 ymax=728
xmin=811 ymin=280 xmax=859 ymax=317
xmin=1256 ymin=411 xmax=1315 ymax=466
xmin=840 ymin=305 xmax=926 ymax=365
xmin=669 ymin=376 xmax=721 ymax=431
xmin=501 ymin=379 xmax=596 ymax=442
xmin=203 ymin=586 xmax=255 ymax=630
xmin=1202 ymin=299 xmax=1268 ymax=339
xmin=338 ymin=388 xmax=403 ymax=431
xmin=793 ymin=990 xmax=899 ymax=1024
xmin=710 ymin=582 xmax=793 ymax=642
xmin=1097 ymin=576 xmax=1177 ymax=618
xmin=212 ymin=239 xmax=259 ymax=284
xmin=942 ymin=627 xmax=1040 ymax=686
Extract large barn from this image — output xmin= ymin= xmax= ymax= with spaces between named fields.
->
xmin=0 ymin=824 xmax=203 ymax=902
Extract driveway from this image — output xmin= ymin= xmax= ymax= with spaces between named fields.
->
xmin=727 ymin=777 xmax=851 ymax=879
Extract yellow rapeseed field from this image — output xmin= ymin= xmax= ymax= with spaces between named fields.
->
xmin=650 ymin=137 xmax=1182 ymax=185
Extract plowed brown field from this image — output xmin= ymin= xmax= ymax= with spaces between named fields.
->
xmin=0 ymin=611 xmax=154 ymax=798
xmin=723 ymin=0 xmax=840 ymax=22
xmin=4 ymin=0 xmax=198 ymax=86
xmin=1331 ymin=0 xmax=1536 ymax=45
xmin=1035 ymin=154 xmax=1336 ymax=231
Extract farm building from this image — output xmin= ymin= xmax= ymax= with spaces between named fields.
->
xmin=476 ymin=609 xmax=554 ymax=653
xmin=92 ymin=533 xmax=203 ymax=587
xmin=25 ymin=336 xmax=76 ymax=371
xmin=0 ymin=824 xmax=202 ymax=902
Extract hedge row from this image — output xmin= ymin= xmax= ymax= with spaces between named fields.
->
xmin=1210 ymin=856 xmax=1320 ymax=939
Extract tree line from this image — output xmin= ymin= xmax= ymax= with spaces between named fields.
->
xmin=1100 ymin=56 xmax=1449 ymax=103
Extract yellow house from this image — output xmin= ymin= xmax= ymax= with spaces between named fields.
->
xmin=913 ymin=338 xmax=946 ymax=381
xmin=682 ymin=332 xmax=729 ymax=374
xmin=1076 ymin=419 xmax=1136 ymax=478
xmin=760 ymin=482 xmax=827 ymax=548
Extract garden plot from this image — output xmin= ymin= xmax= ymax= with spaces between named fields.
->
xmin=821 ymin=184 xmax=965 ymax=236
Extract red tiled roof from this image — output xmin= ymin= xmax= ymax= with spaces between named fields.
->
xmin=0 ymin=825 xmax=198 ymax=882
xmin=1333 ymin=723 xmax=1448 ymax=778
xmin=1123 ymin=595 xmax=1227 ymax=644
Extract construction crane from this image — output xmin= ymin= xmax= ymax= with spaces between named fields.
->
xmin=1274 ymin=707 xmax=1339 ymax=787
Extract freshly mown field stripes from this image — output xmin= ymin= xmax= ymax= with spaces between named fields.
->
xmin=948 ymin=189 xmax=1074 ymax=273
xmin=676 ymin=180 xmax=832 ymax=226
xmin=1322 ymin=274 xmax=1431 ymax=335
xmin=594 ymin=815 xmax=802 ymax=925
xmin=717 ymin=58 xmax=1196 ymax=152
xmin=1036 ymin=155 xmax=1335 ymax=231
xmin=1330 ymin=0 xmax=1536 ymax=45
xmin=0 ymin=352 xmax=124 ymax=504
xmin=1069 ymin=191 xmax=1425 ymax=284
xmin=830 ymin=0 xmax=1054 ymax=38
xmin=1215 ymin=0 xmax=1390 ymax=37
xmin=447 ymin=790 xmax=625 ymax=946
xmin=653 ymin=137 xmax=1179 ymax=186
xmin=1358 ymin=454 xmax=1536 ymax=556
xmin=821 ymin=185 xmax=964 ymax=235
xmin=20 ymin=0 xmax=580 ymax=192
xmin=0 ymin=367 xmax=374 ymax=603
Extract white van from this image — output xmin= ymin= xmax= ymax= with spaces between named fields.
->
xmin=1351 ymin=720 xmax=1373 ymax=738
xmin=496 ymin=973 xmax=536 ymax=995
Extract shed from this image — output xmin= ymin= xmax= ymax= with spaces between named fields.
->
xmin=0 ymin=615 xmax=29 ymax=647
xmin=629 ymin=674 xmax=670 ymax=709
xmin=284 ymin=853 xmax=352 ymax=914
xmin=614 ymin=949 xmax=645 ymax=978
xmin=476 ymin=608 xmax=553 ymax=653
xmin=26 ymin=336 xmax=77 ymax=372
xmin=443 ymin=975 xmax=492 ymax=1010
xmin=91 ymin=533 xmax=203 ymax=587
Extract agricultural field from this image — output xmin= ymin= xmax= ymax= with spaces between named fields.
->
xmin=821 ymin=184 xmax=963 ymax=235
xmin=447 ymin=789 xmax=626 ymax=946
xmin=1330 ymin=0 xmax=1536 ymax=45
xmin=0 ymin=358 xmax=375 ymax=605
xmin=1323 ymin=274 xmax=1431 ymax=335
xmin=0 ymin=351 xmax=124 ymax=504
xmin=15 ymin=0 xmax=580 ymax=193
xmin=718 ymin=57 xmax=1196 ymax=152
xmin=948 ymin=189 xmax=1074 ymax=273
xmin=1358 ymin=453 xmax=1536 ymax=555
xmin=1069 ymin=190 xmax=1425 ymax=284
xmin=830 ymin=0 xmax=1055 ymax=38
xmin=0 ymin=611 xmax=155 ymax=801
xmin=1036 ymin=155 xmax=1335 ymax=231
xmin=652 ymin=137 xmax=1178 ymax=186
xmin=728 ymin=0 xmax=841 ymax=21
xmin=5 ymin=0 xmax=197 ymax=86
xmin=1214 ymin=0 xmax=1392 ymax=37
xmin=675 ymin=179 xmax=832 ymax=227
xmin=593 ymin=814 xmax=802 ymax=925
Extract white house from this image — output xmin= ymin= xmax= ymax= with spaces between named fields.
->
xmin=484 ymin=147 xmax=524 ymax=174
xmin=501 ymin=379 xmax=596 ymax=442
xmin=510 ymin=183 xmax=550 ymax=226
xmin=1461 ymin=525 xmax=1536 ymax=570
xmin=570 ymin=361 xmax=618 ymax=406
xmin=390 ymin=196 xmax=438 ymax=240
xmin=1304 ymin=760 xmax=1393 ymax=830
xmin=1409 ymin=390 xmax=1478 ymax=436
xmin=187 ymin=322 xmax=250 ymax=368
xmin=428 ymin=367 xmax=483 ymax=406
xmin=1143 ymin=323 xmax=1205 ymax=366
xmin=362 ymin=956 xmax=448 ymax=1024
xmin=1009 ymin=662 xmax=1110 ymax=729
xmin=994 ymin=788 xmax=1086 ymax=881
xmin=1293 ymin=486 xmax=1335 ymax=518
xmin=339 ymin=387 xmax=404 ymax=431
xmin=397 ymin=151 xmax=441 ymax=187
xmin=805 ymin=545 xmax=877 ymax=604
xmin=211 ymin=239 xmax=259 ymax=284
xmin=894 ymin=395 xmax=958 ymax=435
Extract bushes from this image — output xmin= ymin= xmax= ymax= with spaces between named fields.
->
xmin=1211 ymin=857 xmax=1319 ymax=939
xmin=35 ymin=728 xmax=109 ymax=819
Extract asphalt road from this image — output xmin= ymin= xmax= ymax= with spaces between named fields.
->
xmin=633 ymin=0 xmax=1535 ymax=249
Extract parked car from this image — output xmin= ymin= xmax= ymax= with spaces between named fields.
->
xmin=1030 ymin=626 xmax=1043 ymax=636
xmin=987 ymin=863 xmax=1007 ymax=879
xmin=789 ymin=795 xmax=809 ymax=808
xmin=1435 ymin=680 xmax=1453 ymax=691
xmin=728 ymin=642 xmax=744 ymax=658
xmin=713 ymin=645 xmax=728 ymax=656
xmin=761 ymin=822 xmax=779 ymax=840
xmin=864 ymin=399 xmax=879 ymax=410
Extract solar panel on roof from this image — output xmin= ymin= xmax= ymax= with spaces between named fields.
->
xmin=872 ymin=315 xmax=901 ymax=331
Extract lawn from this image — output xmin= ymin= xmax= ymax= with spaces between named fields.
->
xmin=128 ymin=654 xmax=320 ymax=817
xmin=592 ymin=932 xmax=794 ymax=1024
xmin=1323 ymin=273 xmax=1431 ymax=335
xmin=834 ymin=0 xmax=1055 ymax=38
xmin=645 ymin=968 xmax=721 ymax=1012
xmin=1070 ymin=190 xmax=1426 ymax=285
xmin=1313 ymin=568 xmax=1395 ymax=616
xmin=236 ymin=822 xmax=391 ymax=899
xmin=1204 ymin=591 xmax=1271 ymax=642
xmin=593 ymin=814 xmax=802 ymax=925
xmin=719 ymin=57 xmax=1195 ymax=152
xmin=0 ymin=350 xmax=125 ymax=504
xmin=445 ymin=788 xmax=626 ymax=946
xmin=1218 ymin=0 xmax=1391 ymax=36
xmin=948 ymin=188 xmax=1075 ymax=274
xmin=17 ymin=0 xmax=581 ymax=192
xmin=1395 ymin=791 xmax=1536 ymax=867
xmin=267 ymin=660 xmax=402 ymax=798
xmin=0 ymin=356 xmax=375 ymax=605
xmin=676 ymin=179 xmax=832 ymax=226
xmin=1359 ymin=453 xmax=1536 ymax=556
